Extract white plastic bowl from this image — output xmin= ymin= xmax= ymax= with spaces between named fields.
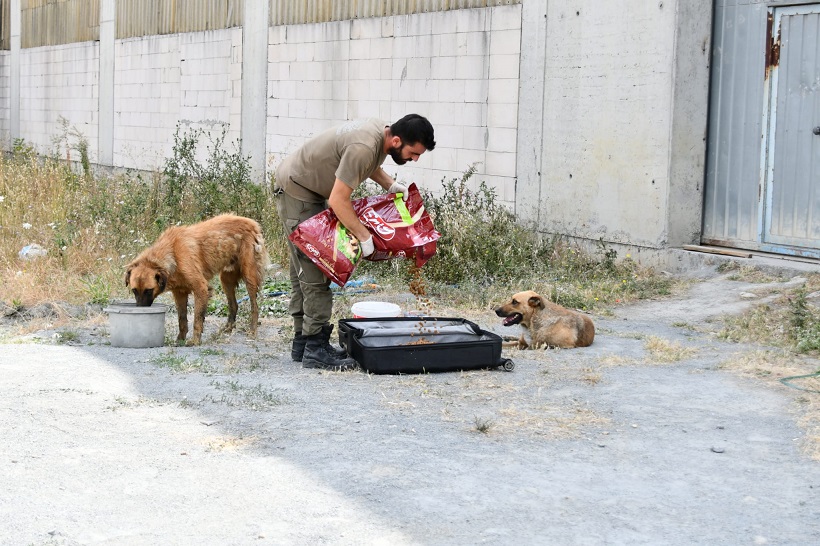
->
xmin=104 ymin=302 xmax=168 ymax=348
xmin=351 ymin=301 xmax=402 ymax=319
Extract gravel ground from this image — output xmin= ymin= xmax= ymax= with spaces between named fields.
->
xmin=2 ymin=264 xmax=820 ymax=545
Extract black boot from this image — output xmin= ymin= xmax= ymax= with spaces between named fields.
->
xmin=291 ymin=332 xmax=308 ymax=362
xmin=319 ymin=324 xmax=349 ymax=359
xmin=302 ymin=334 xmax=357 ymax=371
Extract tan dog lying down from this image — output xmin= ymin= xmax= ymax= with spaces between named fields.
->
xmin=494 ymin=290 xmax=595 ymax=349
xmin=125 ymin=214 xmax=268 ymax=345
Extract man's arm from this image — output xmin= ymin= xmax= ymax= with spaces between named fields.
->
xmin=370 ymin=168 xmax=395 ymax=191
xmin=328 ymin=178 xmax=371 ymax=243
xmin=370 ymin=167 xmax=408 ymax=201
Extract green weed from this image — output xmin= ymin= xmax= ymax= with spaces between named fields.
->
xmin=81 ymin=274 xmax=112 ymax=306
xmin=719 ymin=278 xmax=820 ymax=355
xmin=473 ymin=416 xmax=494 ymax=434
xmin=149 ymin=352 xmax=216 ymax=373
xmin=55 ymin=330 xmax=80 ymax=344
xmin=357 ymin=167 xmax=674 ymax=312
xmin=207 ymin=380 xmax=285 ymax=410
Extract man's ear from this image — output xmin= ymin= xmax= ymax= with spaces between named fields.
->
xmin=390 ymin=135 xmax=402 ymax=148
xmin=528 ymin=295 xmax=544 ymax=309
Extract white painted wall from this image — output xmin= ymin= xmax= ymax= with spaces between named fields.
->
xmin=266 ymin=5 xmax=522 ymax=205
xmin=20 ymin=43 xmax=99 ymax=160
xmin=113 ymin=29 xmax=242 ymax=171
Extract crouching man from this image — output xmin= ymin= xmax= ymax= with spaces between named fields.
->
xmin=274 ymin=114 xmax=436 ymax=370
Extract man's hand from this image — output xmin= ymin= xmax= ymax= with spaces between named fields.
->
xmin=388 ymin=181 xmax=409 ymax=201
xmin=359 ymin=235 xmax=374 ymax=257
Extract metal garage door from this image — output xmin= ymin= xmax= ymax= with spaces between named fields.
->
xmin=704 ymin=1 xmax=820 ymax=259
xmin=763 ymin=4 xmax=820 ymax=252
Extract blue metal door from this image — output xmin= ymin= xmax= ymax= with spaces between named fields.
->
xmin=763 ymin=5 xmax=820 ymax=254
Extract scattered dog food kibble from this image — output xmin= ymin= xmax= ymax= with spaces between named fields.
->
xmin=402 ymin=337 xmax=434 ymax=346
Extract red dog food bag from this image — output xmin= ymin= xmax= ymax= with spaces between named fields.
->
xmin=287 ymin=209 xmax=361 ymax=287
xmin=288 ymin=183 xmax=440 ymax=286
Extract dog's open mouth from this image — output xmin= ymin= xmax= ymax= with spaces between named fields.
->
xmin=501 ymin=313 xmax=522 ymax=326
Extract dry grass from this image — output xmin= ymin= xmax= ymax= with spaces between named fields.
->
xmin=598 ymin=354 xmax=639 ymax=367
xmin=717 ymin=274 xmax=820 ymax=354
xmin=364 ymin=353 xmax=612 ymax=438
xmin=0 ymin=157 xmax=134 ymax=305
xmin=580 ymin=367 xmax=603 ymax=384
xmin=719 ymin=263 xmax=784 ymax=283
xmin=495 ymin=403 xmax=611 ymax=439
xmin=718 ymin=349 xmax=815 ymax=383
xmin=0 ymin=141 xmax=286 ymax=309
xmin=644 ymin=335 xmax=698 ymax=363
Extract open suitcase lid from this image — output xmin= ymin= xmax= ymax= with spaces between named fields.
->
xmin=345 ymin=318 xmax=479 ymax=338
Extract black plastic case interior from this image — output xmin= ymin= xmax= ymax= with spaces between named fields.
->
xmin=338 ymin=317 xmax=514 ymax=374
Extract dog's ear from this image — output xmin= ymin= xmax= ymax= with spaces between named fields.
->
xmin=161 ymin=252 xmax=177 ymax=276
xmin=528 ymin=294 xmax=544 ymax=309
xmin=125 ymin=268 xmax=132 ymax=287
xmin=155 ymin=270 xmax=168 ymax=293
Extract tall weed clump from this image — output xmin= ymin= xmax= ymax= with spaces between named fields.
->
xmin=161 ymin=125 xmax=266 ymax=226
xmin=420 ymin=165 xmax=554 ymax=285
xmin=159 ymin=124 xmax=286 ymax=263
xmin=718 ymin=276 xmax=820 ymax=355
xmin=397 ymin=166 xmax=672 ymax=311
xmin=0 ymin=125 xmax=285 ymax=307
xmin=789 ymin=286 xmax=820 ymax=353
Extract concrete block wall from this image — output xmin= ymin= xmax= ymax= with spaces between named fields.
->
xmin=11 ymin=5 xmax=524 ymax=208
xmin=526 ymin=1 xmax=708 ymax=249
xmin=0 ymin=52 xmax=9 ymax=144
xmin=266 ymin=5 xmax=522 ymax=206
xmin=113 ymin=28 xmax=241 ymax=170
xmin=19 ymin=43 xmax=99 ymax=160
xmin=5 ymin=1 xmax=710 ymax=259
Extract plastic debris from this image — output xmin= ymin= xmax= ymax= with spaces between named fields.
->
xmin=18 ymin=244 xmax=48 ymax=260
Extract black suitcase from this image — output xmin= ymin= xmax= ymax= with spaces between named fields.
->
xmin=337 ymin=317 xmax=515 ymax=374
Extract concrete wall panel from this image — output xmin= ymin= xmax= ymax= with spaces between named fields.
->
xmin=537 ymin=1 xmax=680 ymax=247
xmin=112 ymin=28 xmax=240 ymax=171
xmin=266 ymin=4 xmax=522 ymax=206
xmin=19 ymin=42 xmax=100 ymax=160
xmin=0 ymin=51 xmax=9 ymax=143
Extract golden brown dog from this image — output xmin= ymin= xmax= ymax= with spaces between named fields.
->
xmin=125 ymin=214 xmax=268 ymax=345
xmin=494 ymin=290 xmax=595 ymax=349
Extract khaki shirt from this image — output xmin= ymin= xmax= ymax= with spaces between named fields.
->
xmin=276 ymin=118 xmax=387 ymax=203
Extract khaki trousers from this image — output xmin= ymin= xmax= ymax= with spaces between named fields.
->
xmin=275 ymin=190 xmax=332 ymax=337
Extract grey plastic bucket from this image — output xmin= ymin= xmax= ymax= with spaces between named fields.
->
xmin=104 ymin=302 xmax=167 ymax=348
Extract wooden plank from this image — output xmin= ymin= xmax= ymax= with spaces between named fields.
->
xmin=682 ymin=245 xmax=753 ymax=258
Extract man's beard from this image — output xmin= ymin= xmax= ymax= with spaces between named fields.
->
xmin=389 ymin=146 xmax=407 ymax=165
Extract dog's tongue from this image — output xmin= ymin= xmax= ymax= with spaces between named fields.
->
xmin=503 ymin=314 xmax=520 ymax=326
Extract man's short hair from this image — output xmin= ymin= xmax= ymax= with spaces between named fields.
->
xmin=391 ymin=114 xmax=436 ymax=151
